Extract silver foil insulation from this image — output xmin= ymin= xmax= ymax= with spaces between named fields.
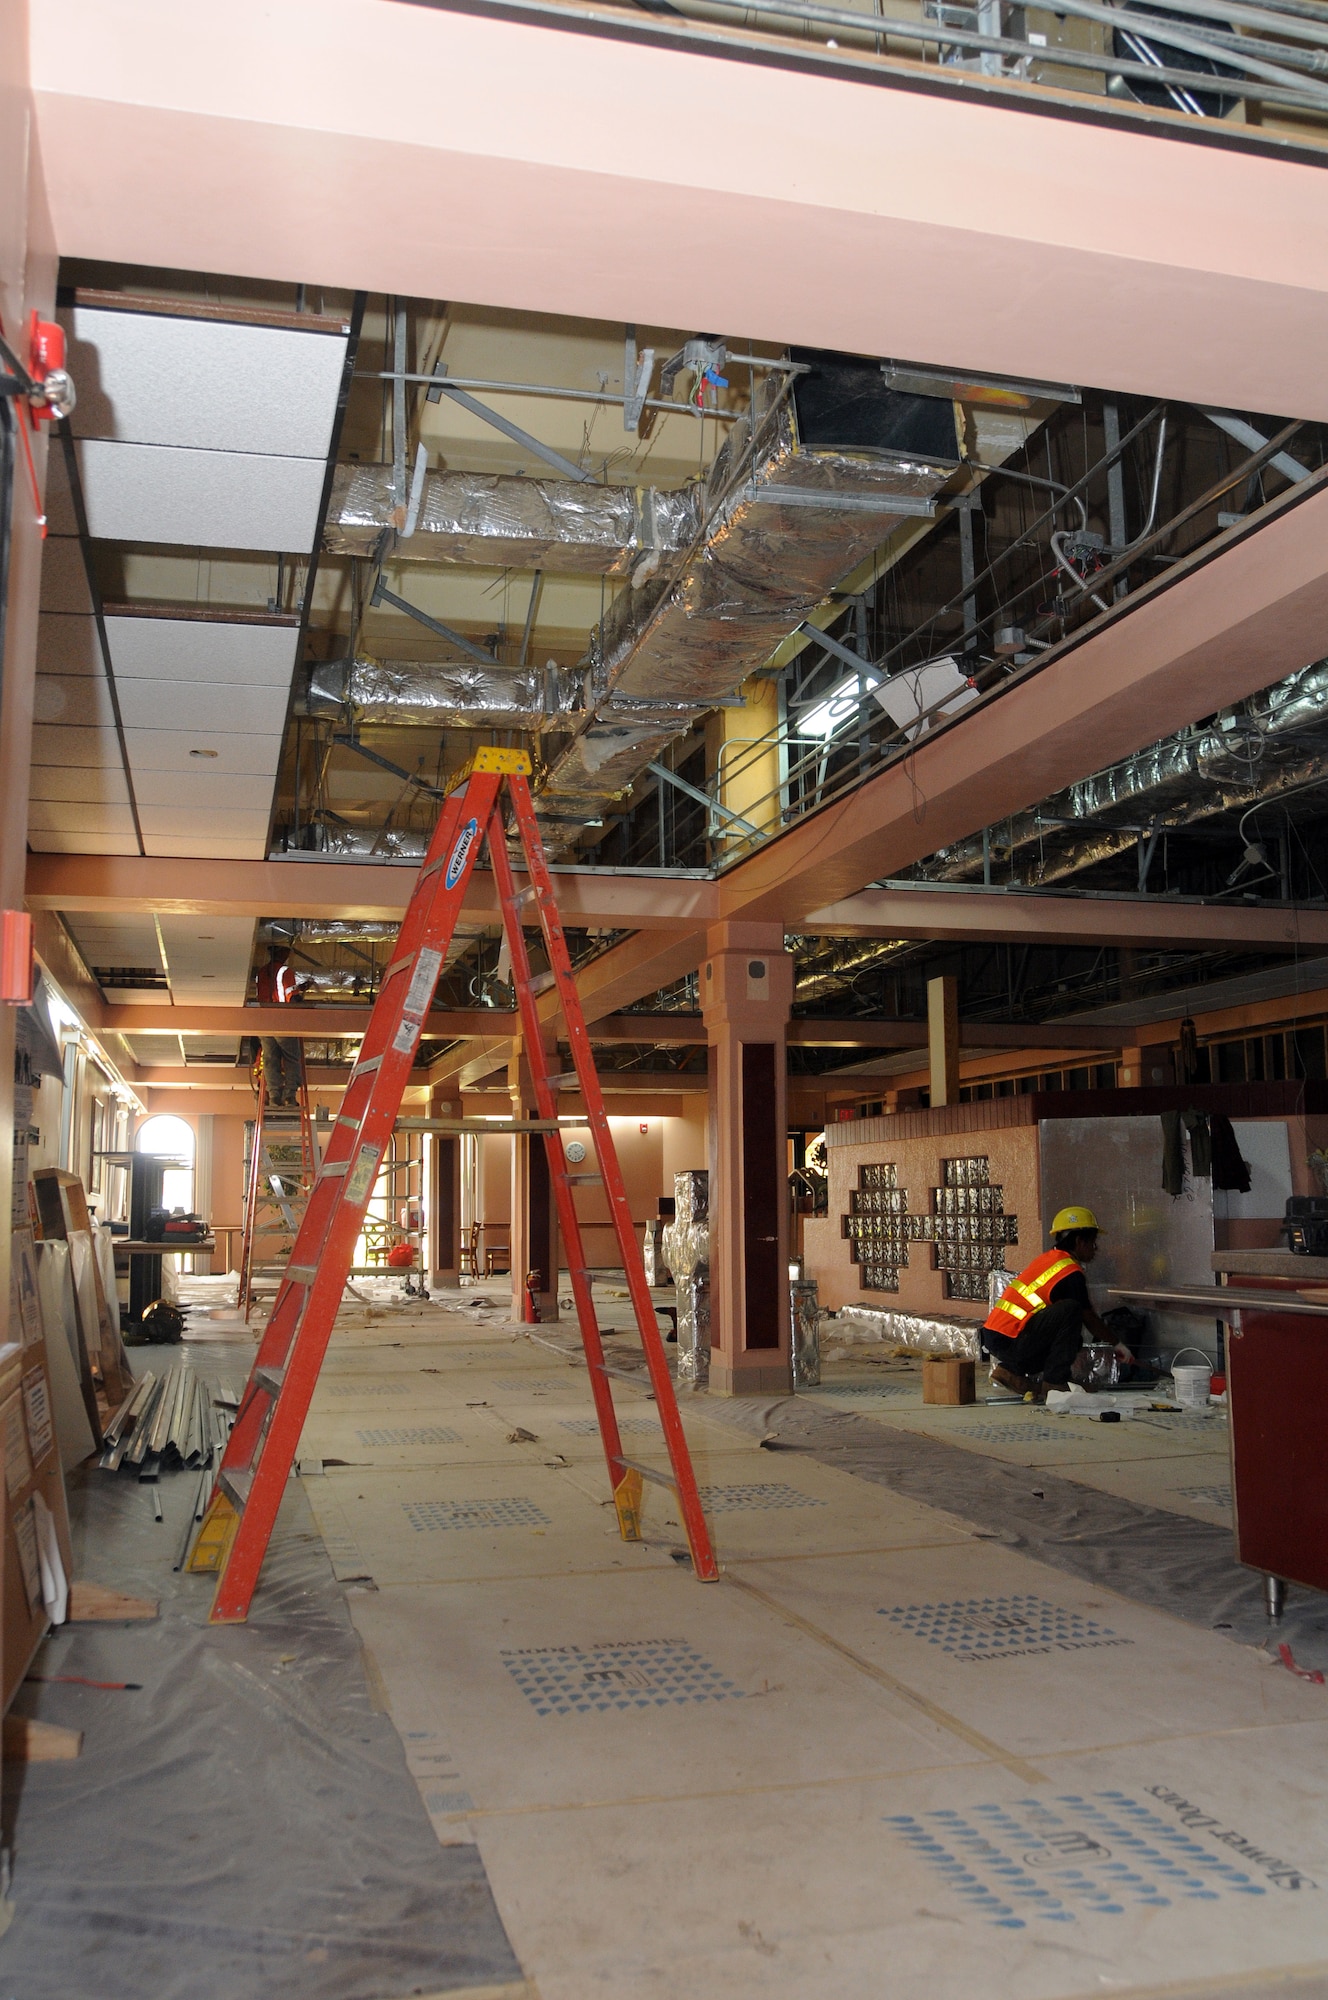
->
xmin=833 ymin=1305 xmax=984 ymax=1359
xmin=539 ymin=396 xmax=950 ymax=816
xmin=323 ymin=464 xmax=698 ymax=575
xmin=662 ymin=1170 xmax=710 ymax=1389
xmin=299 ymin=656 xmax=579 ymax=731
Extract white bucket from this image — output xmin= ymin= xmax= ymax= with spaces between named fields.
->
xmin=1171 ymin=1347 xmax=1214 ymax=1410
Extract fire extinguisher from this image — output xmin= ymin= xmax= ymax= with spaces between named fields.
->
xmin=524 ymin=1269 xmax=542 ymax=1324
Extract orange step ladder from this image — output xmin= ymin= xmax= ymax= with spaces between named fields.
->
xmin=189 ymin=747 xmax=718 ymax=1619
xmin=237 ymin=1044 xmax=315 ymax=1320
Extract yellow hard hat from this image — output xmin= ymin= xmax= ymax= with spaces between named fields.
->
xmin=1051 ymin=1205 xmax=1101 ymax=1235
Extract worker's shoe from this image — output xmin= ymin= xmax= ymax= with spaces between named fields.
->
xmin=991 ymin=1362 xmax=1036 ymax=1398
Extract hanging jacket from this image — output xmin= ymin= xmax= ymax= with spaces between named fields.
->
xmin=984 ymin=1250 xmax=1082 ymax=1339
xmin=1210 ymin=1111 xmax=1252 ymax=1193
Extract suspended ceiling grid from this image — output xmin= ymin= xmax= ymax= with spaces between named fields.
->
xmin=29 ymin=300 xmax=350 ymax=865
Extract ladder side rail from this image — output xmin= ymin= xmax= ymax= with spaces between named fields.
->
xmin=237 ymin=1090 xmax=267 ymax=1319
xmin=487 ymin=810 xmax=629 ymax=1497
xmin=297 ymin=1042 xmax=315 ymax=1181
xmin=506 ymin=776 xmax=719 ymax=1580
xmin=208 ymin=771 xmax=504 ymax=1620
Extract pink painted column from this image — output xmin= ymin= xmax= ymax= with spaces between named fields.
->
xmin=702 ymin=923 xmax=792 ymax=1396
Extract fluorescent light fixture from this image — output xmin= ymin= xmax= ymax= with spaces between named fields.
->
xmin=798 ymin=671 xmax=881 ymax=740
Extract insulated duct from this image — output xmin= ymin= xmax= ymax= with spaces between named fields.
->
xmin=323 ymin=464 xmax=698 ymax=574
xmin=297 ymin=656 xmax=580 ymax=731
xmin=923 ymin=657 xmax=1328 ymax=885
xmin=539 ymin=371 xmax=954 ymax=818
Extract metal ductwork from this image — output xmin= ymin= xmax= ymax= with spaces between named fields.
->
xmin=923 ymin=658 xmax=1328 ymax=885
xmin=538 ymin=363 xmax=956 ymax=819
xmin=297 ymin=656 xmax=580 ymax=731
xmin=789 ymin=935 xmax=912 ymax=1003
xmin=284 ymin=826 xmax=429 ymax=861
xmin=323 ymin=464 xmax=698 ymax=574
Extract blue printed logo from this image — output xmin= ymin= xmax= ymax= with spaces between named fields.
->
xmin=445 ymin=817 xmax=479 ymax=890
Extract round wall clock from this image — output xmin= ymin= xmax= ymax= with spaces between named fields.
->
xmin=565 ymin=1140 xmax=588 ymax=1164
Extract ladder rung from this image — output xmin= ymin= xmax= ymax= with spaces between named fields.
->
xmin=511 ymin=883 xmax=539 ymax=908
xmin=563 ymin=1172 xmax=603 ymax=1185
xmin=545 ymin=1074 xmax=583 ymax=1090
xmin=319 ymin=1160 xmax=349 ymax=1177
xmin=336 ymin=1115 xmax=360 ymax=1130
xmin=219 ymin=1467 xmax=253 ymax=1511
xmin=255 ymin=1365 xmax=285 ymax=1397
xmin=616 ymin=1456 xmax=678 ymax=1491
xmin=529 ymin=971 xmax=557 ymax=996
xmin=349 ymin=1055 xmax=384 ymax=1081
xmin=380 ymin=957 xmax=409 ymax=984
xmin=286 ymin=1264 xmax=318 ymax=1283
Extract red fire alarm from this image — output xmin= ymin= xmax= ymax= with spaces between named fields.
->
xmin=640 ymin=1122 xmax=648 ymax=1134
xmin=25 ymin=312 xmax=77 ymax=426
xmin=1 ymin=911 xmax=34 ymax=1005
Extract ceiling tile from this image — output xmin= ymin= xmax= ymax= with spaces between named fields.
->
xmin=30 ymin=723 xmax=125 ymax=769
xmin=121 ymin=728 xmax=282 ymax=775
xmin=39 ymin=537 xmax=92 ymax=614
xmin=64 ymin=309 xmax=348 ymax=458
xmin=114 ymin=679 xmax=291 ymax=736
xmin=27 ymin=801 xmax=138 ymax=835
xmin=141 ymin=835 xmax=270 ymax=859
xmin=42 ymin=444 xmax=78 ymax=536
xmin=27 ymin=764 xmax=131 ymax=804
xmin=136 ymin=806 xmax=271 ymax=834
xmin=105 ymin=617 xmax=299 ymax=688
xmin=27 ymin=831 xmax=141 ymax=855
xmin=37 ymin=613 xmax=100 ymax=676
xmin=77 ymin=439 xmax=326 ymax=553
xmin=33 ymin=673 xmax=118 ymax=729
xmin=129 ymin=769 xmax=276 ymax=809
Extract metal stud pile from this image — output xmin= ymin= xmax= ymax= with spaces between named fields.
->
xmin=100 ymin=1365 xmax=237 ymax=1481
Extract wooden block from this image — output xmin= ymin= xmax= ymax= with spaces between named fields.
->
xmin=3 ymin=1715 xmax=82 ymax=1761
xmin=67 ymin=1580 xmax=158 ymax=1622
xmin=922 ymin=1355 xmax=976 ymax=1406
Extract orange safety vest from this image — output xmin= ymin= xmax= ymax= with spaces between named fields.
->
xmin=984 ymin=1250 xmax=1082 ymax=1340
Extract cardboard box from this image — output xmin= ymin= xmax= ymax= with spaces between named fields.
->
xmin=922 ymin=1355 xmax=976 ymax=1405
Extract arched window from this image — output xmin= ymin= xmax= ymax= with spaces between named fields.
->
xmin=137 ymin=1114 xmax=195 ymax=1214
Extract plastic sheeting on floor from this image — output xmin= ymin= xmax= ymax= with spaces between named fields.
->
xmin=701 ymin=1380 xmax=1328 ymax=1673
xmin=0 ymin=1345 xmax=523 ymax=2000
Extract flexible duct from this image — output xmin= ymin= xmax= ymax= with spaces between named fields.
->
xmin=298 ymin=656 xmax=580 ymax=730
xmin=323 ymin=464 xmax=698 ymax=574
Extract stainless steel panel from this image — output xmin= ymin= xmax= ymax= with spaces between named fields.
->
xmin=1038 ymin=1115 xmax=1218 ymax=1362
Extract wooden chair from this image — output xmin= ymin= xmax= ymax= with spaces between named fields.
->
xmin=484 ymin=1241 xmax=511 ymax=1277
xmin=459 ymin=1222 xmax=480 ymax=1279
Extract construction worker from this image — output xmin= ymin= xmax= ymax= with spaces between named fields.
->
xmin=981 ymin=1206 xmax=1128 ymax=1401
xmin=256 ymin=945 xmax=303 ymax=1107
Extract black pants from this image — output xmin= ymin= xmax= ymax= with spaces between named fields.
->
xmin=983 ymin=1298 xmax=1084 ymax=1388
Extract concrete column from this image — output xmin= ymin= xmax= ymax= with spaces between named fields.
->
xmin=507 ymin=1043 xmax=560 ymax=1323
xmin=701 ymin=923 xmax=793 ymax=1396
xmin=928 ymin=974 xmax=960 ymax=1107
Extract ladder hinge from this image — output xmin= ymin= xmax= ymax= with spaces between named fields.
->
xmin=219 ymin=1467 xmax=254 ymax=1511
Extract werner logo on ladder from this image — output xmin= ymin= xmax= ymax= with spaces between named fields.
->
xmin=189 ymin=748 xmax=718 ymax=1618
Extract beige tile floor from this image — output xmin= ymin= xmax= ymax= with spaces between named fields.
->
xmin=295 ymin=1292 xmax=1328 ymax=2000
